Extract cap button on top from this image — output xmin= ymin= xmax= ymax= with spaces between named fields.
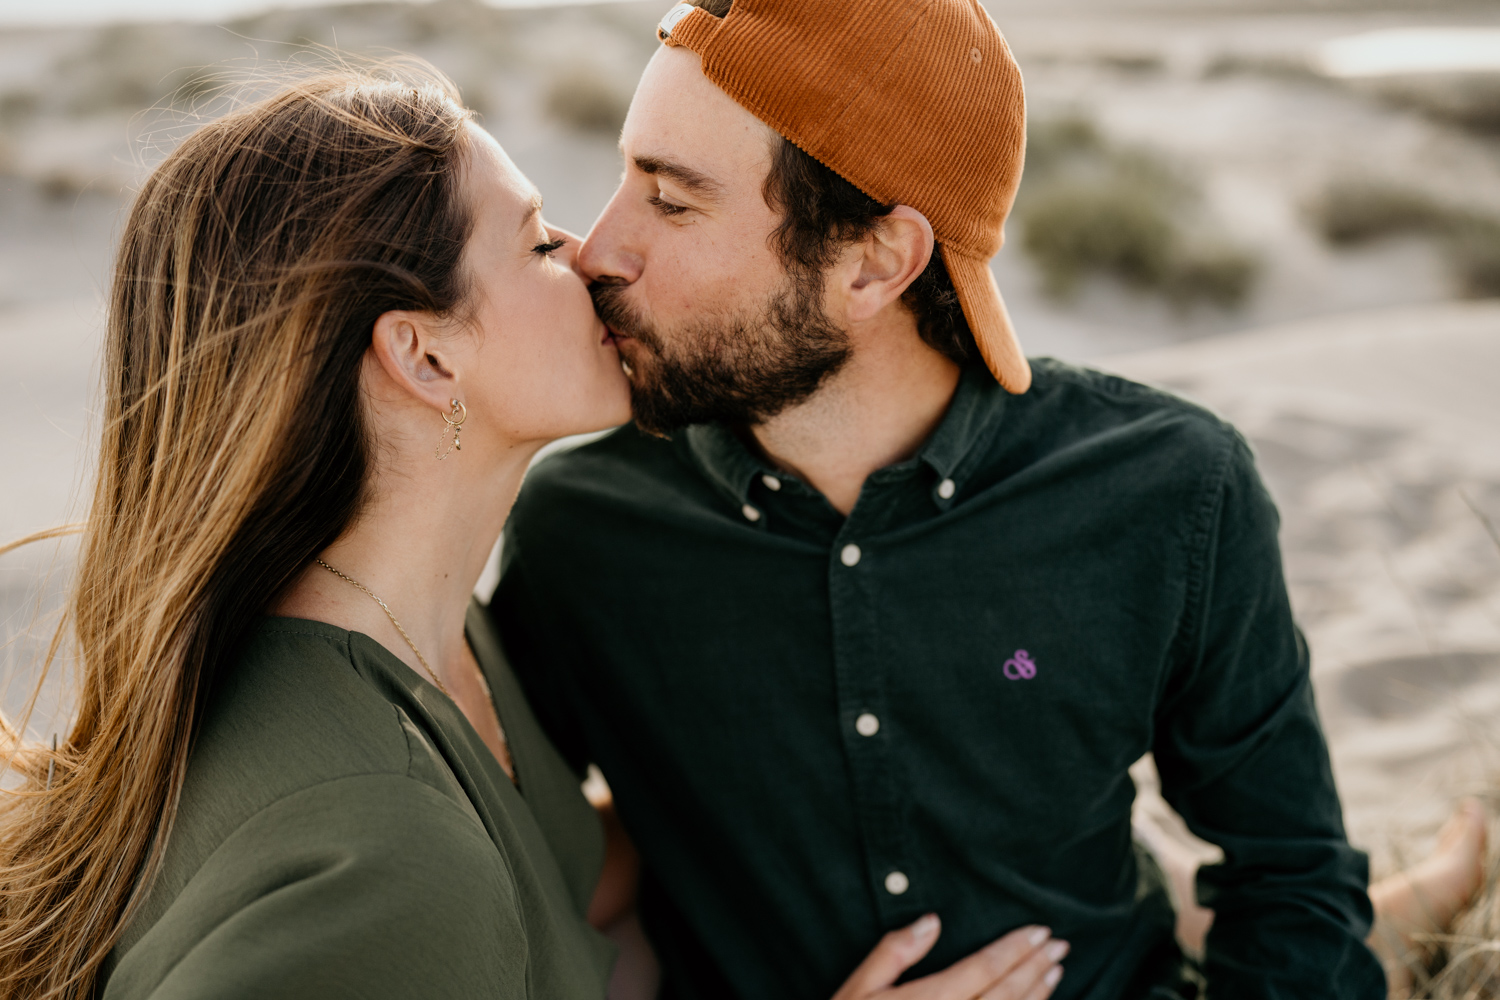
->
xmin=742 ymin=504 xmax=762 ymax=522
xmin=761 ymin=474 xmax=782 ymax=491
xmin=937 ymin=478 xmax=956 ymax=500
xmin=840 ymin=543 xmax=862 ymax=567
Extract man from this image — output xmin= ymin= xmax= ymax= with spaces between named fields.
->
xmin=492 ymin=0 xmax=1387 ymax=997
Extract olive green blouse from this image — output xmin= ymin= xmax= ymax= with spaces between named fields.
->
xmin=100 ymin=602 xmax=615 ymax=999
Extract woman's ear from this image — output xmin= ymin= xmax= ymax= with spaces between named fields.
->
xmin=845 ymin=205 xmax=935 ymax=324
xmin=369 ymin=310 xmax=459 ymax=411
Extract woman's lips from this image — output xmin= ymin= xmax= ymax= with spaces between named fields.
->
xmin=603 ymin=326 xmax=637 ymax=377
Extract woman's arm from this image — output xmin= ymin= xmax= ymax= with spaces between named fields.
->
xmin=586 ymin=788 xmax=641 ymax=931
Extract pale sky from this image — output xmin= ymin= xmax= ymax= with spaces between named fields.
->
xmin=1317 ymin=28 xmax=1500 ymax=77
xmin=0 ymin=0 xmax=638 ymax=28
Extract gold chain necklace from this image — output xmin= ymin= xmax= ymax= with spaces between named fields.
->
xmin=315 ymin=558 xmax=451 ymax=697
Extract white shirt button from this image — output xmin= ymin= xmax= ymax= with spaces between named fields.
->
xmin=884 ymin=871 xmax=910 ymax=896
xmin=742 ymin=504 xmax=762 ymax=522
xmin=937 ymin=478 xmax=956 ymax=500
xmin=761 ymin=474 xmax=782 ymax=491
xmin=855 ymin=712 xmax=880 ymax=737
xmin=840 ymin=543 xmax=862 ymax=567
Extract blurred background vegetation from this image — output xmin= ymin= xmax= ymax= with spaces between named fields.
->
xmin=2 ymin=0 xmax=1499 ymax=352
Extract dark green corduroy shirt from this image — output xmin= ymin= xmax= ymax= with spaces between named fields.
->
xmin=101 ymin=602 xmax=614 ymax=1000
xmin=494 ymin=358 xmax=1385 ymax=1000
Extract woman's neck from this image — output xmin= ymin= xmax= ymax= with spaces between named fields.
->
xmin=274 ymin=438 xmax=539 ymax=688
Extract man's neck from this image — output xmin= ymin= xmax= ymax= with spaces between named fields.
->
xmin=749 ymin=328 xmax=962 ymax=516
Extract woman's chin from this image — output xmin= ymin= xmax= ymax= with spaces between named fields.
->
xmin=568 ymin=371 xmax=634 ymax=437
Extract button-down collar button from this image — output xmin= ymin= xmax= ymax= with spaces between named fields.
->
xmin=884 ymin=871 xmax=910 ymax=896
xmin=840 ymin=543 xmax=862 ymax=567
xmin=761 ymin=474 xmax=782 ymax=491
xmin=854 ymin=712 xmax=880 ymax=737
xmin=937 ymin=478 xmax=956 ymax=500
xmin=741 ymin=504 xmax=762 ymax=522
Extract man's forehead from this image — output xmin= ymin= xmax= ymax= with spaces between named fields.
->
xmin=623 ymin=45 xmax=775 ymax=185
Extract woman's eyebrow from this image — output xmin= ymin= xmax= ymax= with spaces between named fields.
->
xmin=515 ymin=192 xmax=544 ymax=234
xmin=633 ymin=155 xmax=722 ymax=199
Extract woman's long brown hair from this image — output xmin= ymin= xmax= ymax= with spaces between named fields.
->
xmin=0 ymin=66 xmax=476 ymax=998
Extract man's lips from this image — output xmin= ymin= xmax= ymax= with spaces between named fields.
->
xmin=602 ymin=324 xmax=637 ymax=377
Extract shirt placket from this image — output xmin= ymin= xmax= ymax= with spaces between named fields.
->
xmin=827 ymin=509 xmax=929 ymax=926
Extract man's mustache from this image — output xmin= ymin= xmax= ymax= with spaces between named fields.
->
xmin=590 ymin=282 xmax=659 ymax=350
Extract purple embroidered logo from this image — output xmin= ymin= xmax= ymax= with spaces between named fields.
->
xmin=1003 ymin=649 xmax=1037 ymax=680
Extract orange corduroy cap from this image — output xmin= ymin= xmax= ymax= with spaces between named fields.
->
xmin=656 ymin=0 xmax=1031 ymax=393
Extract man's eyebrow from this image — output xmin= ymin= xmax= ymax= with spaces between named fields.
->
xmin=633 ymin=155 xmax=722 ymax=198
xmin=516 ymin=192 xmax=544 ymax=234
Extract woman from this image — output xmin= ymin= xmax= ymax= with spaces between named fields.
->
xmin=0 ymin=68 xmax=1069 ymax=1000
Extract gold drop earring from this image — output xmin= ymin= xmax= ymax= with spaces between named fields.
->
xmin=436 ymin=398 xmax=467 ymax=460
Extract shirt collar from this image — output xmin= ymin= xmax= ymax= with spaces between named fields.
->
xmin=683 ymin=362 xmax=1008 ymax=508
xmin=684 ymin=422 xmax=764 ymax=504
xmin=916 ymin=362 xmax=1008 ymax=485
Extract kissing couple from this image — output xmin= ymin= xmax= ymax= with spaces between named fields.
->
xmin=3 ymin=1 xmax=1484 ymax=999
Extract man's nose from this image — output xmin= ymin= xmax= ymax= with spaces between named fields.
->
xmin=577 ymin=191 xmax=644 ymax=286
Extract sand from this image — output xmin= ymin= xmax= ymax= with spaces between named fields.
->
xmin=1106 ymin=300 xmax=1500 ymax=875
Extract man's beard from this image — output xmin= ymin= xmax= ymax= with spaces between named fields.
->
xmin=591 ymin=267 xmax=851 ymax=436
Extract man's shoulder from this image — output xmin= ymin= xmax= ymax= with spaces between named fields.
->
xmin=1018 ymin=356 xmax=1243 ymax=465
xmin=514 ymin=425 xmax=710 ymax=526
xmin=530 ymin=423 xmax=682 ymax=481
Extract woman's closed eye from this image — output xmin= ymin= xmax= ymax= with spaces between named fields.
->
xmin=532 ymin=237 xmax=568 ymax=257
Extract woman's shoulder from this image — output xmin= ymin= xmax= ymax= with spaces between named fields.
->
xmin=114 ymin=621 xmax=464 ymax=948
xmin=104 ymin=772 xmax=526 ymax=1000
xmin=192 ymin=618 xmax=420 ymax=801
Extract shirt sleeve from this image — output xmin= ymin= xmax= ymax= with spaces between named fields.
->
xmin=1152 ymin=433 xmax=1386 ymax=1000
xmin=102 ymin=774 xmax=528 ymax=1000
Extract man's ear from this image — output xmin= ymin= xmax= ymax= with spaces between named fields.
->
xmin=845 ymin=205 xmax=935 ymax=324
xmin=369 ymin=310 xmax=459 ymax=412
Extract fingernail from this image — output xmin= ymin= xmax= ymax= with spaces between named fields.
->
xmin=1045 ymin=965 xmax=1063 ymax=987
xmin=1028 ymin=926 xmax=1050 ymax=947
xmin=1045 ymin=939 xmax=1070 ymax=962
xmin=911 ymin=914 xmax=940 ymax=940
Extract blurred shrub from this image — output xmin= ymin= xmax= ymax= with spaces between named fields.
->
xmin=1023 ymin=115 xmax=1105 ymax=178
xmin=1097 ymin=52 xmax=1164 ymax=74
xmin=1162 ymin=242 xmax=1262 ymax=307
xmin=1022 ymin=183 xmax=1175 ymax=298
xmin=1447 ymin=218 xmax=1500 ymax=297
xmin=1356 ymin=75 xmax=1500 ymax=135
xmin=1308 ymin=179 xmax=1500 ymax=297
xmin=1016 ymin=115 xmax=1261 ymax=308
xmin=1202 ymin=52 xmax=1320 ymax=83
xmin=38 ymin=170 xmax=91 ymax=202
xmin=1312 ymin=181 xmax=1452 ymax=244
xmin=544 ymin=70 xmax=629 ymax=135
xmin=0 ymin=91 xmax=39 ymax=129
